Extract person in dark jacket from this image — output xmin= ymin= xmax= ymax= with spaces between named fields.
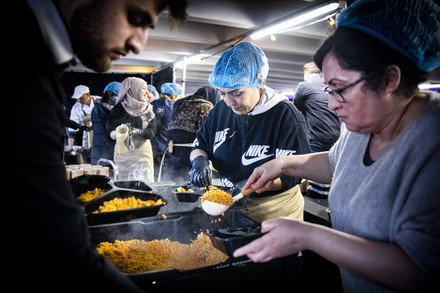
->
xmin=159 ymin=85 xmax=219 ymax=182
xmin=151 ymin=82 xmax=183 ymax=180
xmin=11 ymin=1 xmax=187 ymax=292
xmin=294 ymin=62 xmax=341 ymax=152
xmin=90 ymin=81 xmax=120 ymax=165
xmin=293 ymin=62 xmax=341 ymax=198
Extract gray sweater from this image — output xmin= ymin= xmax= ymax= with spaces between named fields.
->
xmin=328 ymin=93 xmax=440 ymax=292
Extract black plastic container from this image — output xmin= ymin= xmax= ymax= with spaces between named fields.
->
xmin=113 ymin=180 xmax=154 ymax=192
xmin=70 ymin=174 xmax=113 ymax=203
xmin=88 ymin=209 xmax=302 ymax=291
xmin=173 ymin=184 xmax=230 ymax=203
xmin=206 ymin=226 xmax=262 ymax=259
xmin=83 ymin=189 xmax=166 ymax=225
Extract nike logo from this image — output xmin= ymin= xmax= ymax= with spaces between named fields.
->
xmin=241 ymin=145 xmax=273 ymax=166
xmin=242 ymin=153 xmax=274 ymax=166
xmin=213 ymin=128 xmax=236 ymax=153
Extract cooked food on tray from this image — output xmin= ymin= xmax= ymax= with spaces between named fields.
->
xmin=176 ymin=184 xmax=221 ymax=193
xmin=176 ymin=186 xmax=196 ymax=193
xmin=92 ymin=196 xmax=164 ymax=213
xmin=96 ymin=233 xmax=228 ymax=273
xmin=77 ymin=187 xmax=106 ymax=202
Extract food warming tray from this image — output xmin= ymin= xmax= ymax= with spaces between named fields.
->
xmin=88 ymin=209 xmax=302 ymax=290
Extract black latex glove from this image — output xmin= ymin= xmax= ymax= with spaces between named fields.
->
xmin=79 ymin=125 xmax=91 ymax=131
xmin=188 ymin=155 xmax=212 ymax=187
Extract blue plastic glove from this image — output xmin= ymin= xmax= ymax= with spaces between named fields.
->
xmin=188 ymin=156 xmax=212 ymax=187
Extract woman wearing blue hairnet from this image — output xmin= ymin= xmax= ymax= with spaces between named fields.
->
xmin=91 ymin=81 xmax=120 ymax=165
xmin=234 ymin=0 xmax=440 ymax=292
xmin=189 ymin=41 xmax=311 ymax=222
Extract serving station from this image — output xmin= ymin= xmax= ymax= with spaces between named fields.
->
xmin=72 ymin=176 xmax=302 ymax=291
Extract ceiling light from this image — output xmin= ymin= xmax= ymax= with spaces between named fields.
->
xmin=174 ymin=54 xmax=205 ymax=69
xmin=419 ymin=83 xmax=440 ymax=90
xmin=250 ymin=1 xmax=340 ymax=40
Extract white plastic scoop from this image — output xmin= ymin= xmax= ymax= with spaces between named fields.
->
xmin=201 ymin=187 xmax=254 ymax=216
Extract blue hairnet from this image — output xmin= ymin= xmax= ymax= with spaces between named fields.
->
xmin=336 ymin=0 xmax=440 ymax=72
xmin=147 ymin=84 xmax=159 ymax=100
xmin=208 ymin=42 xmax=269 ymax=89
xmin=161 ymin=82 xmax=183 ymax=96
xmin=103 ymin=81 xmax=121 ymax=95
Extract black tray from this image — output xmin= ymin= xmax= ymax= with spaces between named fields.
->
xmin=174 ymin=184 xmax=230 ymax=203
xmin=113 ymin=180 xmax=154 ymax=192
xmin=83 ymin=189 xmax=166 ymax=225
xmin=88 ymin=210 xmax=301 ymax=290
xmin=206 ymin=226 xmax=262 ymax=259
xmin=70 ymin=174 xmax=112 ymax=203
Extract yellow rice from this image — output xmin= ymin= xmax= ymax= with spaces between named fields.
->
xmin=96 ymin=232 xmax=228 ymax=273
xmin=92 ymin=196 xmax=164 ymax=213
xmin=77 ymin=187 xmax=105 ymax=202
xmin=200 ymin=189 xmax=233 ymax=206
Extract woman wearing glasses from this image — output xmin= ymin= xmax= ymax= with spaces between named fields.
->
xmin=234 ymin=0 xmax=440 ymax=292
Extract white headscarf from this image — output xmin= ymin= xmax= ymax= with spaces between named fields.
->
xmin=117 ymin=77 xmax=155 ymax=128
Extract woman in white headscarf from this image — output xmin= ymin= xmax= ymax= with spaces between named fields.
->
xmin=107 ymin=77 xmax=157 ymax=182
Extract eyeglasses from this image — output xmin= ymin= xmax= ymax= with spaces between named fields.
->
xmin=323 ymin=73 xmax=373 ymax=103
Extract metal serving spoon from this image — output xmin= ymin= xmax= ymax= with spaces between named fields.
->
xmin=201 ymin=187 xmax=254 ymax=216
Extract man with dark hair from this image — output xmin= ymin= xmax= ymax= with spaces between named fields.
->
xmin=12 ymin=1 xmax=187 ymax=291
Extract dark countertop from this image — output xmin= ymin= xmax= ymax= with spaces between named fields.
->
xmin=149 ymin=181 xmax=332 ymax=226
xmin=149 ymin=180 xmax=206 ymax=214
